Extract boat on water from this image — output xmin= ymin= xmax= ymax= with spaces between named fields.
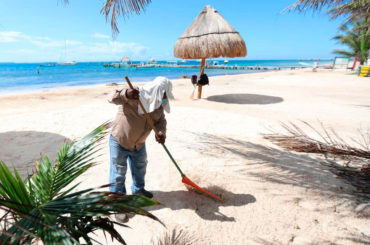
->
xmin=224 ymin=59 xmax=229 ymax=64
xmin=40 ymin=63 xmax=56 ymax=67
xmin=58 ymin=61 xmax=77 ymax=66
xmin=149 ymin=58 xmax=156 ymax=64
xmin=58 ymin=41 xmax=77 ymax=66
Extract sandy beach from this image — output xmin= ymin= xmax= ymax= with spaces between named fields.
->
xmin=0 ymin=69 xmax=369 ymax=244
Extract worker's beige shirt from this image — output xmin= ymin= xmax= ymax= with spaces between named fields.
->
xmin=108 ymin=88 xmax=166 ymax=151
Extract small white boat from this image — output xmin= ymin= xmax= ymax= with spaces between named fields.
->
xmin=224 ymin=59 xmax=229 ymax=64
xmin=58 ymin=41 xmax=77 ymax=66
xmin=58 ymin=61 xmax=77 ymax=66
xmin=149 ymin=58 xmax=156 ymax=64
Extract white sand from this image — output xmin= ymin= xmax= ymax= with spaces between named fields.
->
xmin=0 ymin=69 xmax=369 ymax=244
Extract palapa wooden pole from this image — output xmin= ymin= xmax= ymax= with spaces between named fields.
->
xmin=198 ymin=58 xmax=206 ymax=99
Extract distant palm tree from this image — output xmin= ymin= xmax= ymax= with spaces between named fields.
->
xmin=332 ymin=18 xmax=369 ymax=64
xmin=0 ymin=122 xmax=160 ymax=244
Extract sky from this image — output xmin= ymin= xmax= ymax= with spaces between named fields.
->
xmin=0 ymin=0 xmax=346 ymax=62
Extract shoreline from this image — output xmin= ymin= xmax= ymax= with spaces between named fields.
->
xmin=0 ymin=69 xmax=274 ymax=98
xmin=0 ymin=59 xmax=334 ymax=98
xmin=0 ymin=67 xmax=346 ymax=98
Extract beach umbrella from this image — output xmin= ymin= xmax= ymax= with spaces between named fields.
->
xmin=174 ymin=5 xmax=247 ymax=99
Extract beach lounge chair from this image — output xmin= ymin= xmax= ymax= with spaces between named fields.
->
xmin=332 ymin=57 xmax=350 ymax=69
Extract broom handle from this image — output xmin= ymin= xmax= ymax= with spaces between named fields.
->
xmin=124 ymin=76 xmax=185 ymax=177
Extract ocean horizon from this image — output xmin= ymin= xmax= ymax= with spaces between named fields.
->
xmin=0 ymin=59 xmax=333 ymax=95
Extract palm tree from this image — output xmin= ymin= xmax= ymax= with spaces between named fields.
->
xmin=332 ymin=18 xmax=370 ymax=64
xmin=0 ymin=122 xmax=161 ymax=244
xmin=289 ymin=0 xmax=370 ymax=22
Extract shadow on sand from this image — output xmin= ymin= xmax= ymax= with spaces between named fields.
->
xmin=206 ymin=93 xmax=283 ymax=105
xmin=0 ymin=131 xmax=69 ymax=178
xmin=184 ymin=132 xmax=370 ymax=203
xmin=148 ymin=186 xmax=256 ymax=222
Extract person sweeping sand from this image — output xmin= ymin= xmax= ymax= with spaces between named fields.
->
xmin=107 ymin=76 xmax=174 ymax=220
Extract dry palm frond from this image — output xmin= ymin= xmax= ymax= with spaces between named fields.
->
xmin=264 ymin=122 xmax=370 ymax=196
xmin=101 ymin=0 xmax=152 ymax=37
xmin=152 ymin=228 xmax=196 ymax=245
xmin=264 ymin=121 xmax=370 ymax=161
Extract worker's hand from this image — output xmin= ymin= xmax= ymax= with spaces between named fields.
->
xmin=155 ymin=132 xmax=166 ymax=144
xmin=126 ymin=88 xmax=139 ymax=100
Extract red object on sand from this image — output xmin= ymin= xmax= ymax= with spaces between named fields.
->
xmin=352 ymin=57 xmax=357 ymax=70
xmin=182 ymin=176 xmax=223 ymax=201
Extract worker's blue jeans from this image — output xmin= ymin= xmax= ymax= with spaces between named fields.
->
xmin=109 ymin=135 xmax=148 ymax=194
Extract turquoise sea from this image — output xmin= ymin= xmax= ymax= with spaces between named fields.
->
xmin=0 ymin=59 xmax=332 ymax=95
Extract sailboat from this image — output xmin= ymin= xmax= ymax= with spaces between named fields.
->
xmin=58 ymin=41 xmax=77 ymax=66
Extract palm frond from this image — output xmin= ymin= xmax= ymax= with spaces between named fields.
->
xmin=285 ymin=0 xmax=349 ymax=13
xmin=0 ymin=121 xmax=162 ymax=244
xmin=285 ymin=0 xmax=370 ymax=27
xmin=328 ymin=0 xmax=370 ymax=19
xmin=333 ymin=49 xmax=355 ymax=56
xmin=0 ymin=162 xmax=34 ymax=214
xmin=28 ymin=122 xmax=110 ymax=204
xmin=100 ymin=0 xmax=152 ymax=37
xmin=264 ymin=122 xmax=370 ymax=196
xmin=332 ymin=18 xmax=370 ymax=63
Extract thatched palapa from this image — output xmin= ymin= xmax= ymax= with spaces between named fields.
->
xmin=174 ymin=5 xmax=246 ymax=99
xmin=174 ymin=5 xmax=247 ymax=59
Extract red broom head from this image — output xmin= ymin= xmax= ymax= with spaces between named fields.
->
xmin=182 ymin=176 xmax=223 ymax=201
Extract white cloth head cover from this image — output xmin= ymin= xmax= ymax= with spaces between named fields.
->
xmin=138 ymin=76 xmax=174 ymax=115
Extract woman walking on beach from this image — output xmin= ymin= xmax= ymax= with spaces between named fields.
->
xmin=107 ymin=77 xmax=174 ymax=201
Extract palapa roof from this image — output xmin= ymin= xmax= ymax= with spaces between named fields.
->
xmin=174 ymin=5 xmax=247 ymax=59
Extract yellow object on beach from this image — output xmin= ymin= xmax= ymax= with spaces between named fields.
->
xmin=359 ymin=66 xmax=370 ymax=77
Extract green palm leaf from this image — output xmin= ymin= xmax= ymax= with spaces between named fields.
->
xmin=28 ymin=122 xmax=110 ymax=204
xmin=332 ymin=18 xmax=369 ymax=63
xmin=0 ymin=162 xmax=34 ymax=213
xmin=0 ymin=122 xmax=161 ymax=244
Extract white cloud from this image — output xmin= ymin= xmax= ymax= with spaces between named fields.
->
xmin=8 ymin=49 xmax=37 ymax=55
xmin=0 ymin=31 xmax=22 ymax=42
xmin=69 ymin=41 xmax=149 ymax=60
xmin=0 ymin=31 xmax=81 ymax=48
xmin=92 ymin=33 xmax=110 ymax=39
xmin=30 ymin=39 xmax=82 ymax=48
xmin=0 ymin=30 xmax=150 ymax=62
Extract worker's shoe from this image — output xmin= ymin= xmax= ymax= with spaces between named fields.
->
xmin=133 ymin=189 xmax=153 ymax=198
xmin=115 ymin=213 xmax=129 ymax=223
xmin=115 ymin=213 xmax=135 ymax=223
